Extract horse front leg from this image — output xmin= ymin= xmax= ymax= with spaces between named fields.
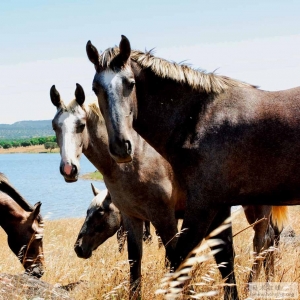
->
xmin=151 ymin=215 xmax=178 ymax=269
xmin=122 ymin=215 xmax=143 ymax=299
xmin=206 ymin=206 xmax=239 ymax=300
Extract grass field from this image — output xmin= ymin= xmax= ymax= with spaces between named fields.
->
xmin=0 ymin=207 xmax=299 ymax=299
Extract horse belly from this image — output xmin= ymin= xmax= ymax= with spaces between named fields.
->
xmin=219 ymin=134 xmax=300 ymax=205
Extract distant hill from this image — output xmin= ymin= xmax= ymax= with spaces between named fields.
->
xmin=0 ymin=120 xmax=54 ymax=140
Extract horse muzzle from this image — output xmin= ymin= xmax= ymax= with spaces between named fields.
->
xmin=60 ymin=162 xmax=78 ymax=182
xmin=109 ymin=140 xmax=133 ymax=163
xmin=74 ymin=244 xmax=92 ymax=259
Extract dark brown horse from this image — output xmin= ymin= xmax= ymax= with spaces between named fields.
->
xmin=86 ymin=35 xmax=299 ymax=299
xmin=50 ymin=84 xmax=287 ymax=298
xmin=0 ymin=173 xmax=44 ymax=278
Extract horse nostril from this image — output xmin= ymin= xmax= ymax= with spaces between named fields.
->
xmin=74 ymin=245 xmax=83 ymax=257
xmin=125 ymin=141 xmax=132 ymax=155
xmin=71 ymin=164 xmax=78 ymax=176
xmin=59 ymin=164 xmax=64 ymax=176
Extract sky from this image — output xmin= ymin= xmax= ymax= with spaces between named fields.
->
xmin=1 ymin=0 xmax=300 ymax=124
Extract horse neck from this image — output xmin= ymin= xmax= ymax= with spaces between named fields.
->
xmin=134 ymin=67 xmax=210 ymax=158
xmin=83 ymin=111 xmax=116 ymax=177
xmin=0 ymin=192 xmax=26 ymax=235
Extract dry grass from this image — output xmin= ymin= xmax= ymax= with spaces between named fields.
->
xmin=0 ymin=207 xmax=299 ymax=299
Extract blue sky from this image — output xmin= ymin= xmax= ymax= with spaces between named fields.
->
xmin=1 ymin=0 xmax=300 ymax=123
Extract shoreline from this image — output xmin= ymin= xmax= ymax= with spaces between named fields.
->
xmin=0 ymin=145 xmax=59 ymax=154
xmin=0 ymin=145 xmax=103 ymax=181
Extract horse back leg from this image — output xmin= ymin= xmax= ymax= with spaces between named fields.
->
xmin=244 ymin=205 xmax=272 ymax=282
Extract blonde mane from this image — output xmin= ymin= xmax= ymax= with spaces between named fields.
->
xmin=98 ymin=47 xmax=256 ymax=94
xmin=60 ymin=99 xmax=104 ymax=124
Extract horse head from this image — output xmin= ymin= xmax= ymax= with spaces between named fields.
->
xmin=74 ymin=186 xmax=121 ymax=259
xmin=8 ymin=202 xmax=45 ymax=278
xmin=86 ymin=36 xmax=137 ymax=163
xmin=50 ymin=84 xmax=89 ymax=182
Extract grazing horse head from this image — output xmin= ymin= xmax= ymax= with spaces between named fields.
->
xmin=14 ymin=202 xmax=44 ymax=278
xmin=50 ymin=84 xmax=89 ymax=182
xmin=86 ymin=36 xmax=136 ymax=163
xmin=0 ymin=173 xmax=44 ymax=278
xmin=74 ymin=185 xmax=122 ymax=259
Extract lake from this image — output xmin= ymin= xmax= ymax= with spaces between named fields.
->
xmin=0 ymin=153 xmax=106 ymax=220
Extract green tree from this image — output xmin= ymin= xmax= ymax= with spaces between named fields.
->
xmin=3 ymin=143 xmax=12 ymax=149
xmin=44 ymin=142 xmax=58 ymax=152
xmin=21 ymin=141 xmax=31 ymax=147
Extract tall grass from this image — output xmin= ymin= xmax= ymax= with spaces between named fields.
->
xmin=0 ymin=207 xmax=299 ymax=299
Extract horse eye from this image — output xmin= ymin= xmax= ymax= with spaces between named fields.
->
xmin=76 ymin=124 xmax=85 ymax=133
xmin=129 ymin=81 xmax=135 ymax=89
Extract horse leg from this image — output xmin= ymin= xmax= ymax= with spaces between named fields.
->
xmin=244 ymin=205 xmax=271 ymax=282
xmin=263 ymin=224 xmax=275 ymax=281
xmin=152 ymin=216 xmax=178 ymax=267
xmin=142 ymin=220 xmax=152 ymax=243
xmin=173 ymin=203 xmax=239 ymax=300
xmin=122 ymin=215 xmax=143 ymax=299
xmin=206 ymin=206 xmax=239 ymax=300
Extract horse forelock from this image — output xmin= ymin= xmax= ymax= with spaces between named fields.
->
xmin=98 ymin=47 xmax=256 ymax=94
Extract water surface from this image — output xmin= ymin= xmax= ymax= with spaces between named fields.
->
xmin=0 ymin=153 xmax=106 ymax=219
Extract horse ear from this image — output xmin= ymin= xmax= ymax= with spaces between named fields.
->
xmin=86 ymin=40 xmax=100 ymax=68
xmin=50 ymin=85 xmax=62 ymax=108
xmin=119 ymin=35 xmax=131 ymax=64
xmin=91 ymin=183 xmax=101 ymax=196
xmin=30 ymin=202 xmax=42 ymax=220
xmin=75 ymin=83 xmax=85 ymax=106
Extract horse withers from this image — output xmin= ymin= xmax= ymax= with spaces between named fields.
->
xmin=0 ymin=173 xmax=44 ymax=278
xmin=86 ymin=36 xmax=299 ymax=299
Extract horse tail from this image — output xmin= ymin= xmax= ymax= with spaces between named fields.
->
xmin=271 ymin=206 xmax=289 ymax=231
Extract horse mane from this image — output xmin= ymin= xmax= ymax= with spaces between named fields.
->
xmin=0 ymin=173 xmax=42 ymax=222
xmin=87 ymin=102 xmax=104 ymax=124
xmin=59 ymin=99 xmax=104 ymax=125
xmin=98 ymin=47 xmax=257 ymax=94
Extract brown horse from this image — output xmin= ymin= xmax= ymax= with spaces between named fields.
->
xmin=0 ymin=173 xmax=44 ymax=278
xmin=50 ymin=84 xmax=287 ymax=298
xmin=74 ymin=184 xmax=151 ymax=254
xmin=85 ymin=35 xmax=299 ymax=299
